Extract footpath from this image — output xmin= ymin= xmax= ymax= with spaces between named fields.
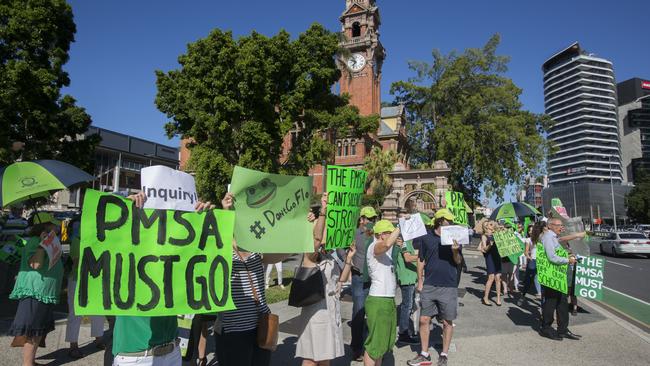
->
xmin=1 ymin=249 xmax=649 ymax=365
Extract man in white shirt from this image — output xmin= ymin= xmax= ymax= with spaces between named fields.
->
xmin=363 ymin=220 xmax=401 ymax=366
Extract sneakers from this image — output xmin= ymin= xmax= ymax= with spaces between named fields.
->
xmin=437 ymin=355 xmax=448 ymax=366
xmin=407 ymin=353 xmax=432 ymax=366
xmin=397 ymin=332 xmax=420 ymax=345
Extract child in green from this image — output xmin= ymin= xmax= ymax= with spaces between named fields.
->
xmin=9 ymin=212 xmax=64 ymax=366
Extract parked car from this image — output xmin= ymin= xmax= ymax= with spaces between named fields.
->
xmin=634 ymin=224 xmax=650 ymax=238
xmin=598 ymin=232 xmax=650 ymax=258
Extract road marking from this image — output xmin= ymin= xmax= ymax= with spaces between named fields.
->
xmin=607 ymin=260 xmax=632 ymax=268
xmin=604 ymin=286 xmax=650 ymax=306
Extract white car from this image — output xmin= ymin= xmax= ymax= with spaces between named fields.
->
xmin=599 ymin=232 xmax=650 ymax=258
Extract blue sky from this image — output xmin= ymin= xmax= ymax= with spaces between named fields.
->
xmin=64 ymin=0 xmax=649 ymax=202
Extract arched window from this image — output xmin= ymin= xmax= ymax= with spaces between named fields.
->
xmin=352 ymin=22 xmax=361 ymax=37
xmin=344 ymin=144 xmax=349 ymax=156
xmin=351 ymin=143 xmax=356 ymax=156
xmin=337 ymin=143 xmax=342 ymax=156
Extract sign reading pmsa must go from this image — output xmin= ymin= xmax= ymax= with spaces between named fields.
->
xmin=75 ymin=189 xmax=236 ymax=316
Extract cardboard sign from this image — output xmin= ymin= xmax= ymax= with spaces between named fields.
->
xmin=445 ymin=191 xmax=468 ymax=226
xmin=230 ymin=166 xmax=314 ymax=253
xmin=326 ymin=166 xmax=367 ymax=249
xmin=75 ymin=189 xmax=236 ymax=316
xmin=399 ymin=214 xmax=428 ymax=242
xmin=440 ymin=225 xmax=469 ymax=245
xmin=493 ymin=229 xmax=523 ymax=258
xmin=536 ymin=243 xmax=568 ymax=294
xmin=575 ymin=256 xmax=604 ymax=300
xmin=141 ymin=166 xmax=198 ymax=212
xmin=39 ymin=231 xmax=62 ymax=269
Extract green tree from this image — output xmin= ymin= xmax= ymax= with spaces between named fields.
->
xmin=390 ymin=35 xmax=554 ymax=203
xmin=626 ymin=170 xmax=650 ymax=223
xmin=363 ymin=146 xmax=399 ymax=208
xmin=0 ymin=0 xmax=98 ymax=169
xmin=156 ymin=24 xmax=377 ymax=202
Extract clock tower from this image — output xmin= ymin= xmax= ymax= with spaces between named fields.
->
xmin=339 ymin=0 xmax=385 ymax=116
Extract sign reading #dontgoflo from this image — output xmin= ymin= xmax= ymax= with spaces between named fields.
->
xmin=445 ymin=191 xmax=468 ymax=226
xmin=575 ymin=256 xmax=605 ymax=300
xmin=536 ymin=243 xmax=568 ymax=294
xmin=493 ymin=229 xmax=523 ymax=258
xmin=326 ymin=166 xmax=367 ymax=249
xmin=141 ymin=166 xmax=199 ymax=212
xmin=74 ymin=189 xmax=236 ymax=316
xmin=230 ymin=166 xmax=314 ymax=253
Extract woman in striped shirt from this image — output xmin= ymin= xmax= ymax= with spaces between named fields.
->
xmin=214 ymin=192 xmax=326 ymax=366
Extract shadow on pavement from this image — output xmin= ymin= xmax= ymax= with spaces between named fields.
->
xmin=37 ymin=342 xmax=104 ymax=366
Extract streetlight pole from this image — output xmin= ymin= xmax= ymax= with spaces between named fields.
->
xmin=609 ymin=155 xmax=617 ymax=231
xmin=571 ymin=181 xmax=577 ymax=218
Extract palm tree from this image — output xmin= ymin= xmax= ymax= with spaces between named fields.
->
xmin=364 ymin=147 xmax=399 ymax=207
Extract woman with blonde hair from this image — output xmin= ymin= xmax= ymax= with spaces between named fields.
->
xmin=479 ymin=220 xmax=502 ymax=306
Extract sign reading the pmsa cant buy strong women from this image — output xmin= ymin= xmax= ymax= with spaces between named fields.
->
xmin=75 ymin=189 xmax=236 ymax=316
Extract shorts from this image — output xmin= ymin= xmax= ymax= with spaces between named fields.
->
xmin=364 ymin=296 xmax=396 ymax=359
xmin=419 ymin=285 xmax=457 ymax=321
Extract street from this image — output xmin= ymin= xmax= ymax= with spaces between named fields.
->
xmin=587 ymin=238 xmax=650 ymax=327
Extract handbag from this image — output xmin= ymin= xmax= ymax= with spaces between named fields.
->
xmin=236 ymin=249 xmax=279 ymax=351
xmin=288 ymin=254 xmax=325 ymax=307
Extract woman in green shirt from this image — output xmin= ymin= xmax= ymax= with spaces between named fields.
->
xmin=8 ymin=212 xmax=64 ymax=366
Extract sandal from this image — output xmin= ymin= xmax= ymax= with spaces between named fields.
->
xmin=496 ymin=298 xmax=502 ymax=306
xmin=481 ymin=298 xmax=492 ymax=306
xmin=197 ymin=357 xmax=207 ymax=366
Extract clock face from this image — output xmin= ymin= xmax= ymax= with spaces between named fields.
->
xmin=347 ymin=53 xmax=366 ymax=72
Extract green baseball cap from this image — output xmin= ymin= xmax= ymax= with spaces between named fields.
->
xmin=360 ymin=206 xmax=378 ymax=218
xmin=434 ymin=208 xmax=455 ymax=221
xmin=373 ymin=219 xmax=396 ymax=234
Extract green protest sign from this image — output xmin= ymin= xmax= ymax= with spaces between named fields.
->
xmin=75 ymin=190 xmax=236 ymax=316
xmin=445 ymin=191 xmax=468 ymax=226
xmin=493 ymin=229 xmax=522 ymax=259
xmin=230 ymin=166 xmax=314 ymax=253
xmin=575 ymin=256 xmax=605 ymax=300
xmin=536 ymin=243 xmax=568 ymax=294
xmin=325 ymin=165 xmax=367 ymax=249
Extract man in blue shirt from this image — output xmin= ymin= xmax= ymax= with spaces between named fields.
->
xmin=408 ymin=209 xmax=462 ymax=366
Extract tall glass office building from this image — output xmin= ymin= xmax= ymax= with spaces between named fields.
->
xmin=542 ymin=42 xmax=623 ymax=185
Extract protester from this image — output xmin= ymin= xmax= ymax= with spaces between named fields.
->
xmin=518 ymin=223 xmax=543 ymax=306
xmin=265 ymin=260 xmax=285 ymax=289
xmin=393 ymin=230 xmax=420 ymax=345
xmin=295 ymin=197 xmax=354 ymax=366
xmin=111 ymin=191 xmax=215 ymax=366
xmin=363 ymin=220 xmax=401 ymax=366
xmin=8 ymin=212 xmax=64 ymax=366
xmin=65 ymin=216 xmax=105 ymax=359
xmin=408 ymin=209 xmax=462 ymax=366
xmin=539 ymin=218 xmax=581 ymax=341
xmin=216 ymin=192 xmax=326 ymax=366
xmin=350 ymin=206 xmax=378 ymax=361
xmin=478 ymin=220 xmax=502 ymax=306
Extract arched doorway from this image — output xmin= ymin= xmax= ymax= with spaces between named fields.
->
xmin=403 ymin=190 xmax=438 ymax=214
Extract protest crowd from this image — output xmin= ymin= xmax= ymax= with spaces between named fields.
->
xmin=0 ymin=162 xmax=592 ymax=366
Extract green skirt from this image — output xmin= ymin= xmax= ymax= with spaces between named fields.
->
xmin=364 ymin=296 xmax=396 ymax=359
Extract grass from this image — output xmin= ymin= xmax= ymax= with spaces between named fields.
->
xmin=265 ymin=270 xmax=294 ymax=304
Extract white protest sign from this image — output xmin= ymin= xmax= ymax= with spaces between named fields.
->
xmin=399 ymin=214 xmax=428 ymax=241
xmin=141 ymin=166 xmax=198 ymax=211
xmin=441 ymin=225 xmax=470 ymax=245
xmin=39 ymin=231 xmax=62 ymax=269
